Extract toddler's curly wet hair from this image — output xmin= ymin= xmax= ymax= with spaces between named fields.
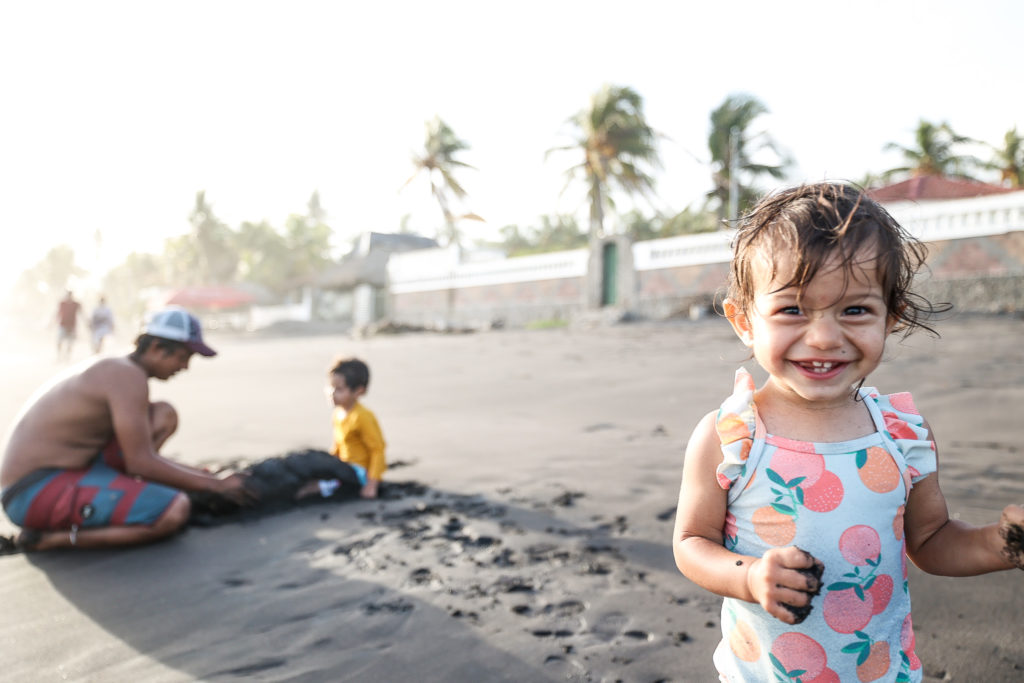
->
xmin=727 ymin=182 xmax=947 ymax=337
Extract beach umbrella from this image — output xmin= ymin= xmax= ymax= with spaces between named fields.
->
xmin=162 ymin=285 xmax=254 ymax=311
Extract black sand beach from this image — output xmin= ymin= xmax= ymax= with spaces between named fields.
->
xmin=1 ymin=314 xmax=1022 ymax=681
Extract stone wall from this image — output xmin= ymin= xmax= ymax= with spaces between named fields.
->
xmin=634 ymin=261 xmax=731 ymax=318
xmin=389 ymin=277 xmax=586 ymax=328
xmin=387 ymin=229 xmax=1024 ymax=327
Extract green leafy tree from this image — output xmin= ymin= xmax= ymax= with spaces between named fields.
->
xmin=101 ymin=251 xmax=166 ymax=327
xmin=498 ymin=214 xmax=586 ymax=256
xmin=620 ymin=208 xmax=718 ymax=242
xmin=10 ymin=244 xmax=88 ymax=322
xmin=404 ymin=117 xmax=481 ymax=246
xmin=660 ymin=206 xmax=719 ymax=236
xmin=532 ymin=214 xmax=587 ymax=253
xmin=188 ymin=191 xmax=238 ymax=283
xmin=30 ymin=244 xmax=86 ymax=294
xmin=857 ymin=171 xmax=887 ymax=190
xmin=707 ymin=93 xmax=788 ymax=222
xmin=283 ymin=211 xmax=333 ymax=283
xmin=497 ymin=224 xmax=535 ymax=256
xmin=553 ymin=84 xmax=661 ymax=241
xmin=621 ymin=210 xmax=660 ymax=242
xmin=236 ymin=220 xmax=290 ymax=292
xmin=161 ymin=233 xmax=203 ymax=286
xmin=989 ymin=126 xmax=1024 ymax=188
xmin=883 ymin=119 xmax=981 ymax=181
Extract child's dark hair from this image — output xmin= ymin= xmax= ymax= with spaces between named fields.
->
xmin=727 ymin=182 xmax=948 ymax=337
xmin=330 ymin=357 xmax=370 ymax=390
xmin=132 ymin=334 xmax=189 ymax=357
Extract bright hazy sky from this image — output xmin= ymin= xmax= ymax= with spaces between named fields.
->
xmin=1 ymin=0 xmax=1021 ymax=294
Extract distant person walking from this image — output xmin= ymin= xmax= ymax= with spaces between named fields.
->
xmin=56 ymin=290 xmax=81 ymax=361
xmin=89 ymin=296 xmax=115 ymax=354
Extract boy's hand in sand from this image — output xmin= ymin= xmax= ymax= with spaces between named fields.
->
xmin=360 ymin=479 xmax=379 ymax=499
xmin=745 ymin=547 xmax=824 ymax=624
xmin=999 ymin=504 xmax=1024 ymax=570
xmin=214 ymin=472 xmax=259 ymax=506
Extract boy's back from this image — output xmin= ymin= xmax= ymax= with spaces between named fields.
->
xmin=331 ymin=401 xmax=386 ymax=483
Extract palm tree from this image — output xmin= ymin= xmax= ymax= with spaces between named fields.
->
xmin=403 ymin=116 xmax=480 ymax=246
xmin=883 ymin=119 xmax=981 ymax=181
xmin=989 ymin=126 xmax=1024 ymax=188
xmin=707 ymin=93 xmax=788 ymax=223
xmin=551 ymin=84 xmax=661 ymax=241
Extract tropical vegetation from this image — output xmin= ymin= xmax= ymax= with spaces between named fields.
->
xmin=10 ymin=87 xmax=1023 ymax=327
xmin=882 ymin=119 xmax=981 ymax=181
xmin=403 ymin=116 xmax=481 ymax=247
xmin=989 ymin=126 xmax=1024 ymax=188
xmin=706 ymin=93 xmax=789 ymax=222
xmin=551 ymin=84 xmax=661 ymax=241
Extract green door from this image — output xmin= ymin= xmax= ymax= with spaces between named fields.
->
xmin=601 ymin=242 xmax=618 ymax=306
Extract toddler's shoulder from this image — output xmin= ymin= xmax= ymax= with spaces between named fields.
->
xmin=713 ymin=368 xmax=761 ymax=491
xmin=862 ymin=387 xmax=936 ymax=484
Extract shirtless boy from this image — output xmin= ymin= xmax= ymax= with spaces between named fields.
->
xmin=1 ymin=306 xmax=252 ymax=551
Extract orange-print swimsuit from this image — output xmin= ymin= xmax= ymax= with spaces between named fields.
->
xmin=712 ymin=368 xmax=937 ymax=683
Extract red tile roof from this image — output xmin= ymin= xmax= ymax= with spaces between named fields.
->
xmin=867 ymin=175 xmax=1017 ymax=203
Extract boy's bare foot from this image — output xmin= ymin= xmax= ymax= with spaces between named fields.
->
xmin=294 ymin=480 xmax=322 ymax=501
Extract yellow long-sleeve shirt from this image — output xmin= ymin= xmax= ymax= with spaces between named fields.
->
xmin=330 ymin=402 xmax=387 ymax=482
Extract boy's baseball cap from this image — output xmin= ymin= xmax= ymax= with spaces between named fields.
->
xmin=142 ymin=306 xmax=217 ymax=357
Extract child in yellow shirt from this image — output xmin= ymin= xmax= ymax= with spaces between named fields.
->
xmin=327 ymin=357 xmax=386 ymax=498
xmin=297 ymin=357 xmax=387 ymax=500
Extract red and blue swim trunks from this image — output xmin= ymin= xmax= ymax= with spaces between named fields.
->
xmin=1 ymin=440 xmax=180 ymax=531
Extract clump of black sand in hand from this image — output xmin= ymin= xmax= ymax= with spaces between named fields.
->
xmin=188 ymin=450 xmax=366 ymax=524
xmin=1001 ymin=522 xmax=1024 ymax=569
xmin=781 ymin=549 xmax=824 ymax=624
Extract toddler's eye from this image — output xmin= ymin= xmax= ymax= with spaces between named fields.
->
xmin=779 ymin=306 xmax=801 ymax=315
xmin=844 ymin=306 xmax=868 ymax=316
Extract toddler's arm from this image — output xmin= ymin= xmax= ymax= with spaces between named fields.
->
xmin=673 ymin=412 xmax=821 ymax=624
xmin=904 ymin=419 xmax=1022 ymax=575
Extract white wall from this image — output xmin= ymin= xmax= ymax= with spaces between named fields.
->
xmin=886 ymin=191 xmax=1024 ymax=242
xmin=387 ymin=191 xmax=1024 ymax=299
xmin=389 ymin=246 xmax=588 ymax=294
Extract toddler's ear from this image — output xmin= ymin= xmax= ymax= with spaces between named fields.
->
xmin=723 ymin=299 xmax=754 ymax=347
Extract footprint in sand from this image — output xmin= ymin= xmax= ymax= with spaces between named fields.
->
xmin=541 ymin=600 xmax=586 ymax=618
xmin=211 ymin=658 xmax=287 ymax=676
xmin=531 ymin=628 xmax=574 ymax=638
xmin=551 ymin=491 xmax=585 ymax=507
xmin=221 ymin=576 xmax=250 ymax=588
xmin=623 ymin=629 xmax=651 ymax=641
xmin=589 ymin=612 xmax=628 ymax=642
xmin=363 ymin=598 xmax=414 ymax=615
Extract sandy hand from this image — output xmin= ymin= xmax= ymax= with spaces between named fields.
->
xmin=216 ymin=472 xmax=260 ymax=506
xmin=746 ymin=546 xmax=824 ymax=624
xmin=781 ymin=547 xmax=825 ymax=624
xmin=999 ymin=504 xmax=1024 ymax=570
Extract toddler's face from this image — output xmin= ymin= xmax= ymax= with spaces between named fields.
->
xmin=726 ymin=246 xmax=893 ymax=407
xmin=327 ymin=373 xmax=364 ymax=411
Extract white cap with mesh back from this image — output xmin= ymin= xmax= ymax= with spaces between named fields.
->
xmin=142 ymin=306 xmax=217 ymax=357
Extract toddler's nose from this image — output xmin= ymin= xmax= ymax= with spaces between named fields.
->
xmin=804 ymin=315 xmax=843 ymax=349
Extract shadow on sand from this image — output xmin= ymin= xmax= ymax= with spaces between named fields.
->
xmin=15 ymin=476 xmax=699 ymax=682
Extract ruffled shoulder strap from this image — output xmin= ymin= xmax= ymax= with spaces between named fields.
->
xmin=714 ymin=368 xmax=766 ymax=494
xmin=859 ymin=387 xmax=937 ymax=493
